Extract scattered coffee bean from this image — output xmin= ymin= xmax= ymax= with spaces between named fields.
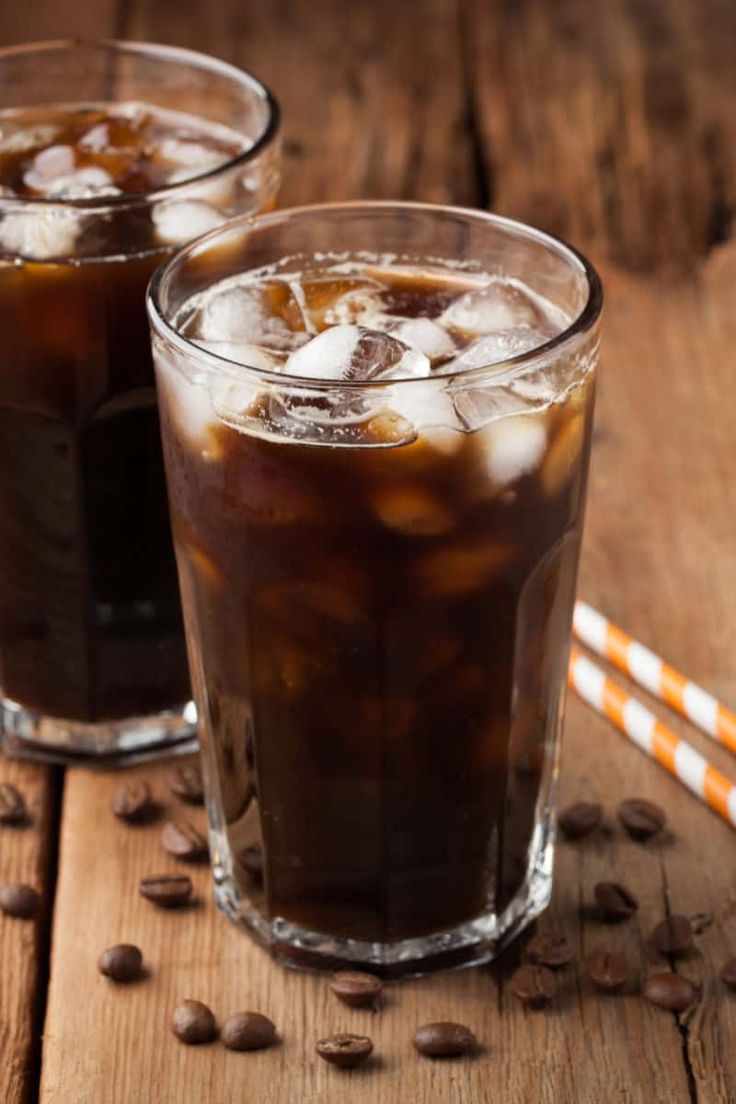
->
xmin=221 ymin=1011 xmax=277 ymax=1051
xmin=585 ymin=947 xmax=629 ymax=993
xmin=98 ymin=943 xmax=143 ymax=982
xmin=168 ymin=764 xmax=204 ymax=806
xmin=239 ymin=844 xmax=263 ymax=882
xmin=618 ymin=798 xmax=666 ymax=841
xmin=329 ymin=971 xmax=383 ymax=1009
xmin=139 ymin=873 xmax=193 ymax=908
xmin=642 ymin=971 xmax=697 ymax=1012
xmin=162 ymin=820 xmax=208 ymax=862
xmin=649 ymin=915 xmax=694 ymax=957
xmin=526 ymin=931 xmax=573 ymax=968
xmin=171 ymin=999 xmax=218 ymax=1044
xmin=594 ymin=881 xmax=638 ymax=922
xmin=413 ymin=1022 xmax=477 ymax=1058
xmin=510 ymin=963 xmax=557 ymax=1009
xmin=0 ymin=883 xmax=40 ymax=919
xmin=316 ymin=1032 xmax=373 ymax=1069
xmin=112 ymin=780 xmax=154 ymax=824
xmin=720 ymin=959 xmax=736 ymax=991
xmin=558 ymin=801 xmax=602 ymax=840
xmin=0 ymin=782 xmax=27 ymax=825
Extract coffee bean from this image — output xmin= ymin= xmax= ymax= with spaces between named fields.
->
xmin=526 ymin=931 xmax=573 ymax=968
xmin=139 ymin=873 xmax=193 ymax=908
xmin=329 ymin=971 xmax=383 ymax=1009
xmin=585 ymin=947 xmax=629 ymax=992
xmin=316 ymin=1033 xmax=373 ymax=1069
xmin=168 ymin=764 xmax=204 ymax=806
xmin=171 ymin=1000 xmax=217 ymax=1044
xmin=720 ymin=958 xmax=736 ymax=991
xmin=221 ymin=1011 xmax=277 ymax=1051
xmin=558 ymin=801 xmax=602 ymax=840
xmin=510 ymin=964 xmax=557 ymax=1009
xmin=162 ymin=820 xmax=208 ymax=862
xmin=0 ymin=782 xmax=27 ymax=825
xmin=649 ymin=915 xmax=694 ymax=957
xmin=98 ymin=943 xmax=143 ymax=982
xmin=642 ymin=972 xmax=697 ymax=1012
xmin=239 ymin=844 xmax=263 ymax=882
xmin=618 ymin=798 xmax=666 ymax=841
xmin=0 ymin=883 xmax=40 ymax=919
xmin=112 ymin=780 xmax=154 ymax=824
xmin=594 ymin=881 xmax=638 ymax=922
xmin=413 ymin=1022 xmax=477 ymax=1058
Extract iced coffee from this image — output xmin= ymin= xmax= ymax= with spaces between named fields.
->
xmin=148 ymin=204 xmax=602 ymax=971
xmin=0 ymin=41 xmax=280 ymax=759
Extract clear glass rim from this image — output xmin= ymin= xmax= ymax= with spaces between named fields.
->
xmin=147 ymin=200 xmax=603 ymax=389
xmin=0 ymin=38 xmax=281 ymax=212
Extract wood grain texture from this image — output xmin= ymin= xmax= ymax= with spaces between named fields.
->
xmin=121 ymin=0 xmax=480 ymax=208
xmin=0 ymin=0 xmax=730 ymax=1099
xmin=0 ymin=760 xmax=57 ymax=1104
xmin=465 ymin=0 xmax=735 ymax=274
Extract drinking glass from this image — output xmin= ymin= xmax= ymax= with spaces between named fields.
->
xmin=0 ymin=40 xmax=280 ymax=762
xmin=148 ymin=202 xmax=602 ymax=972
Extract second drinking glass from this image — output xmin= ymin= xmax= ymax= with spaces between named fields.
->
xmin=0 ymin=40 xmax=280 ymax=761
xmin=148 ymin=202 xmax=602 ymax=973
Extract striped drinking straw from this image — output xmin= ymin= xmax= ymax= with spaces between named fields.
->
xmin=573 ymin=601 xmax=736 ymax=757
xmin=568 ymin=647 xmax=736 ymax=829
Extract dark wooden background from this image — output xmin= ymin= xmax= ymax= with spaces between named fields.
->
xmin=0 ymin=1 xmax=735 ymax=1101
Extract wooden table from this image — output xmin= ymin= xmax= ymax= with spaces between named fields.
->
xmin=1 ymin=1 xmax=735 ymax=1100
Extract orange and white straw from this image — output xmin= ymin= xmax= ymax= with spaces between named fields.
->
xmin=568 ymin=647 xmax=736 ymax=828
xmin=573 ymin=601 xmax=736 ymax=758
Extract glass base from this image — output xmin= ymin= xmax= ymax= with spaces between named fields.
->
xmin=212 ymin=819 xmax=555 ymax=978
xmin=0 ymin=696 xmax=199 ymax=766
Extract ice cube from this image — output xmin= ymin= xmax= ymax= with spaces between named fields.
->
xmin=78 ymin=123 xmax=110 ymax=152
xmin=152 ymin=199 xmax=224 ymax=246
xmin=383 ymin=317 xmax=456 ymax=363
xmin=195 ymin=282 xmax=308 ymax=351
xmin=442 ymin=280 xmax=545 ymax=336
xmin=0 ymin=124 xmax=59 ymax=154
xmin=193 ymin=338 xmax=285 ymax=372
xmin=160 ymin=365 xmax=220 ymax=459
xmin=299 ymin=277 xmax=385 ymax=328
xmin=388 ymin=379 xmax=464 ymax=446
xmin=416 ymin=540 xmax=513 ymax=597
xmin=476 ymin=415 xmax=547 ymax=487
xmin=0 ymin=210 xmax=80 ymax=259
xmin=369 ymin=483 xmax=454 ymax=536
xmin=47 ymin=166 xmax=120 ymax=200
xmin=446 ymin=326 xmax=549 ymax=372
xmin=158 ymin=137 xmax=225 ymax=170
xmin=23 ymin=145 xmax=76 ymax=193
xmin=284 ymin=324 xmax=430 ymax=382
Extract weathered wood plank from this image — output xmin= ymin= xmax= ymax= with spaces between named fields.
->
xmin=0 ymin=760 xmax=56 ymax=1104
xmin=122 ymin=0 xmax=481 ymax=208
xmin=465 ymin=0 xmax=736 ymax=274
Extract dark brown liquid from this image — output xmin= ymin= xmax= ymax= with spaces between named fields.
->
xmin=162 ymin=265 xmax=595 ymax=942
xmin=0 ymin=103 xmax=245 ymax=722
